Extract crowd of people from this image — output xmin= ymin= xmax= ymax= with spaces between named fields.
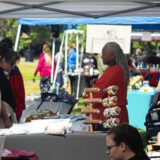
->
xmin=0 ymin=39 xmax=153 ymax=159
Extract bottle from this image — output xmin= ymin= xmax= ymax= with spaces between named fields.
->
xmin=89 ymin=67 xmax=93 ymax=76
xmin=143 ymin=80 xmax=149 ymax=87
xmin=143 ymin=80 xmax=149 ymax=92
xmin=55 ymin=82 xmax=60 ymax=95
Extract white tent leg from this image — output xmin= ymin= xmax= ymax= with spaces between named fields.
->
xmin=14 ymin=24 xmax=21 ymax=51
xmin=50 ymin=37 xmax=55 ymax=89
xmin=52 ymin=33 xmax=65 ymax=90
xmin=76 ymin=34 xmax=79 ymax=70
xmin=76 ymin=45 xmax=84 ymax=100
xmin=64 ymin=31 xmax=68 ymax=89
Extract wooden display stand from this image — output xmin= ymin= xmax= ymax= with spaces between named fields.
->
xmin=81 ymin=88 xmax=101 ymax=132
xmin=82 ymin=86 xmax=121 ymax=132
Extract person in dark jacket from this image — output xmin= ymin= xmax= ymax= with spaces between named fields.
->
xmin=0 ymin=47 xmax=16 ymax=111
xmin=0 ymin=39 xmax=25 ymax=121
xmin=106 ymin=124 xmax=149 ymax=160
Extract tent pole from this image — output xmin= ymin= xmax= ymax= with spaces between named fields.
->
xmin=76 ymin=34 xmax=79 ymax=70
xmin=53 ymin=33 xmax=65 ymax=90
xmin=76 ymin=45 xmax=84 ymax=100
xmin=14 ymin=24 xmax=21 ymax=51
xmin=50 ymin=37 xmax=55 ymax=90
xmin=64 ymin=31 xmax=68 ymax=89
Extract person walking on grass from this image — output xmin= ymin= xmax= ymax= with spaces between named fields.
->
xmin=34 ymin=44 xmax=56 ymax=93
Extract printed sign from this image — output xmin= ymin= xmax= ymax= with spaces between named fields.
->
xmin=86 ymin=25 xmax=131 ymax=54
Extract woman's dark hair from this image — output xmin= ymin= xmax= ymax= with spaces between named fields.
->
xmin=128 ymin=58 xmax=132 ymax=66
xmin=1 ymin=49 xmax=20 ymax=65
xmin=1 ymin=38 xmax=13 ymax=49
xmin=105 ymin=42 xmax=130 ymax=85
xmin=0 ymin=42 xmax=9 ymax=58
xmin=107 ymin=124 xmax=149 ymax=159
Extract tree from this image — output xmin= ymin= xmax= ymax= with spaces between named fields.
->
xmin=0 ymin=18 xmax=18 ymax=42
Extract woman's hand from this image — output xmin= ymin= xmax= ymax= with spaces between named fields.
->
xmin=4 ymin=118 xmax=12 ymax=128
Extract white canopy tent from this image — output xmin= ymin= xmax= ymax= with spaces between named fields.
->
xmin=1 ymin=0 xmax=160 ymax=97
xmin=131 ymin=32 xmax=160 ymax=41
xmin=0 ymin=1 xmax=160 ymax=18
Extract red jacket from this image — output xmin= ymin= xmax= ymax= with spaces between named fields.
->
xmin=92 ymin=65 xmax=128 ymax=123
xmin=9 ymin=66 xmax=25 ymax=121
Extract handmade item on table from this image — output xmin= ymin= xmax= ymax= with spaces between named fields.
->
xmin=103 ymin=118 xmax=120 ymax=128
xmin=103 ymin=85 xmax=119 ymax=95
xmin=26 ymin=109 xmax=55 ymax=122
xmin=82 ymin=85 xmax=121 ymax=132
xmin=103 ymin=107 xmax=121 ymax=118
xmin=102 ymin=96 xmax=118 ymax=107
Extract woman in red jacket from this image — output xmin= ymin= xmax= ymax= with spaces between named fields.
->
xmin=92 ymin=42 xmax=129 ymax=130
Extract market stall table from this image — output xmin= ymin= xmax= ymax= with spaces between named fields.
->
xmin=4 ymin=132 xmax=108 ymax=160
xmin=127 ymin=90 xmax=159 ymax=130
xmin=69 ymin=73 xmax=98 ymax=97
xmin=21 ymin=100 xmax=73 ymax=122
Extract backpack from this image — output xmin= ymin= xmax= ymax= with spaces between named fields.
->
xmin=145 ymin=103 xmax=160 ymax=142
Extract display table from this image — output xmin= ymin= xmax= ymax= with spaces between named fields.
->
xmin=4 ymin=132 xmax=108 ymax=160
xmin=127 ymin=90 xmax=159 ymax=130
xmin=21 ymin=100 xmax=73 ymax=122
xmin=69 ymin=73 xmax=98 ymax=97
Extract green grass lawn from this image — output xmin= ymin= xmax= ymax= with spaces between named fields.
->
xmin=18 ymin=57 xmax=85 ymax=113
xmin=18 ymin=65 xmax=40 ymax=81
xmin=18 ymin=58 xmax=41 ymax=96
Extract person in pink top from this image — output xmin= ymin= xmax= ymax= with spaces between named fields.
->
xmin=34 ymin=44 xmax=56 ymax=93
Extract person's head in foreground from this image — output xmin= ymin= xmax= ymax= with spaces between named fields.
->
xmin=106 ymin=124 xmax=149 ymax=160
xmin=101 ymin=42 xmax=129 ymax=85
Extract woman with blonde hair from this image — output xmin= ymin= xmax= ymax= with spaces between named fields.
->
xmin=34 ymin=44 xmax=56 ymax=93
